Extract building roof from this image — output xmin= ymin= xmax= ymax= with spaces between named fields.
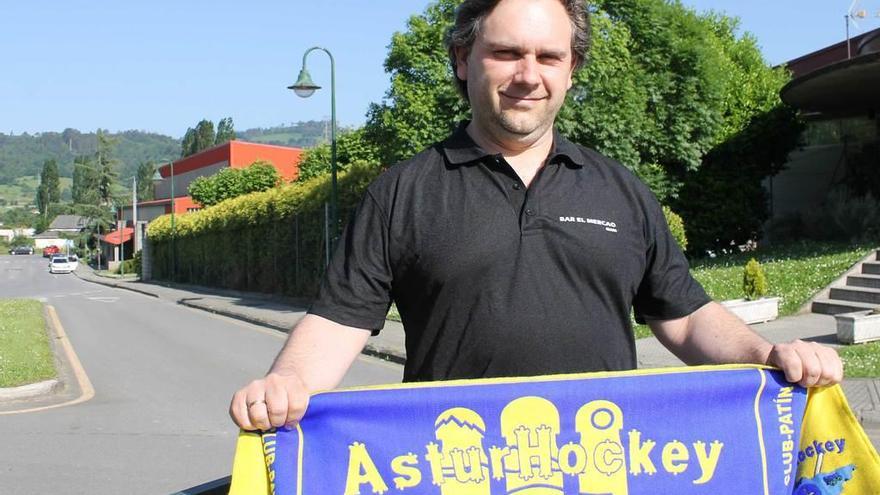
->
xmin=99 ymin=227 xmax=134 ymax=245
xmin=785 ymin=27 xmax=880 ymax=78
xmin=781 ymin=51 xmax=880 ymax=115
xmin=48 ymin=215 xmax=88 ymax=231
xmin=156 ymin=140 xmax=304 ymax=182
xmin=33 ymin=230 xmax=67 ymax=239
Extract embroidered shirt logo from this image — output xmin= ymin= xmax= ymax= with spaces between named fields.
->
xmin=559 ymin=216 xmax=618 ymax=233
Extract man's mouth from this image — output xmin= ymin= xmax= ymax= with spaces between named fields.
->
xmin=499 ymin=92 xmax=546 ymax=102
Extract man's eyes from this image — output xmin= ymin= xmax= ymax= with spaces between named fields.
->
xmin=492 ymin=50 xmax=565 ymax=63
xmin=493 ymin=50 xmax=519 ymax=59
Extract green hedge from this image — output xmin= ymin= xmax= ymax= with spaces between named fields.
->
xmin=146 ymin=162 xmax=382 ymax=296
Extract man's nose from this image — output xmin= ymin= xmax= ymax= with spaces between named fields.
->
xmin=513 ymin=56 xmax=541 ymax=86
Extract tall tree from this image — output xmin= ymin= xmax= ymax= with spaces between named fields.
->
xmin=215 ymin=117 xmax=236 ymax=145
xmin=72 ymin=155 xmax=101 ymax=205
xmin=194 ymin=119 xmax=216 ymax=153
xmin=181 ymin=127 xmax=197 ymax=158
xmin=41 ymin=159 xmax=61 ymax=204
xmin=96 ymin=130 xmax=119 ymax=205
xmin=36 ymin=183 xmax=49 ymax=216
xmin=135 ymin=160 xmax=157 ymax=201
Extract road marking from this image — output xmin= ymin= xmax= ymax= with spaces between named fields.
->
xmin=0 ymin=305 xmax=95 ymax=415
xmin=87 ymin=296 xmax=119 ymax=303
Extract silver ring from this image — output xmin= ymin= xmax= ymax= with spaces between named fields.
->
xmin=247 ymin=399 xmax=266 ymax=408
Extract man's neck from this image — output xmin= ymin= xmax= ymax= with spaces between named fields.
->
xmin=465 ymin=122 xmax=554 ymax=187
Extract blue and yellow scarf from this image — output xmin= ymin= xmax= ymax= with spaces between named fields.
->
xmin=229 ymin=365 xmax=879 ymax=494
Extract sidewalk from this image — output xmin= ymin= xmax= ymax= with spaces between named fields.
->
xmin=75 ymin=267 xmax=880 ymax=428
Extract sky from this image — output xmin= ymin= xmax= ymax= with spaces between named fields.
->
xmin=1 ymin=1 xmax=879 ymax=139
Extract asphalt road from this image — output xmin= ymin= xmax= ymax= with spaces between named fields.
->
xmin=0 ymin=254 xmax=403 ymax=494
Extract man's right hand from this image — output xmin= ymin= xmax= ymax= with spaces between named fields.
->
xmin=229 ymin=371 xmax=310 ymax=431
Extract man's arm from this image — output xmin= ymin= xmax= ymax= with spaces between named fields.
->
xmin=229 ymin=314 xmax=371 ymax=431
xmin=647 ymin=301 xmax=843 ymax=387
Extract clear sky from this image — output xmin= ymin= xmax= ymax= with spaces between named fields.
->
xmin=1 ymin=1 xmax=878 ymax=138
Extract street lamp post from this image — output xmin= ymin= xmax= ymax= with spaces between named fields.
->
xmin=289 ymin=46 xmax=339 ymax=260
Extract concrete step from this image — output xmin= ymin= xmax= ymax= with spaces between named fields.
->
xmin=830 ymin=286 xmax=880 ymax=304
xmin=812 ymin=298 xmax=878 ymax=315
xmin=863 ymin=262 xmax=880 ymax=275
xmin=848 ymin=274 xmax=880 ymax=289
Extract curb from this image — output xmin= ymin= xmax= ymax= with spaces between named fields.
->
xmin=177 ymin=300 xmax=408 ymax=364
xmin=73 ymin=270 xmax=160 ymax=298
xmin=0 ymin=379 xmax=60 ymax=401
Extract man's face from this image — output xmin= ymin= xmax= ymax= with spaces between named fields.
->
xmin=456 ymin=0 xmax=575 ymax=143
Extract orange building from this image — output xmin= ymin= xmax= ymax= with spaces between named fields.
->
xmin=122 ymin=140 xmax=304 ymax=224
xmin=112 ymin=140 xmax=304 ymax=260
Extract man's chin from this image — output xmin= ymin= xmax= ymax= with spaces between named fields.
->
xmin=498 ymin=116 xmax=548 ymax=138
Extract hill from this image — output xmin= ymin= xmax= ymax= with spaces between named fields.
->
xmin=0 ymin=129 xmax=181 ymax=186
xmin=236 ymin=120 xmax=336 ymax=148
xmin=0 ymin=122 xmax=331 ymax=199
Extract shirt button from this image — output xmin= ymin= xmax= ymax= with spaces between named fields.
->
xmin=513 ymin=183 xmax=521 ymax=190
xmin=525 ymin=208 xmax=535 ymax=216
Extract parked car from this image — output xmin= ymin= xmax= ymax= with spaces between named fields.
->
xmin=9 ymin=245 xmax=34 ymax=255
xmin=42 ymin=245 xmax=60 ymax=258
xmin=49 ymin=255 xmax=74 ymax=274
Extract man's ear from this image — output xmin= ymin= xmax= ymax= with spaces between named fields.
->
xmin=454 ymin=46 xmax=470 ymax=81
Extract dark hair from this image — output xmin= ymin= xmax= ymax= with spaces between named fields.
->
xmin=444 ymin=0 xmax=591 ymax=99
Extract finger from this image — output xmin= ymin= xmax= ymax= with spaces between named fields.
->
xmin=769 ymin=344 xmax=803 ymax=384
xmin=265 ymin=379 xmax=290 ymax=428
xmin=285 ymin=383 xmax=310 ymax=427
xmin=793 ymin=342 xmax=823 ymax=388
xmin=230 ymin=389 xmax=256 ymax=431
xmin=246 ymin=389 xmax=271 ymax=431
xmin=814 ymin=345 xmax=844 ymax=386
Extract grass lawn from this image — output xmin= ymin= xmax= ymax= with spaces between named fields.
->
xmin=0 ymin=299 xmax=56 ymax=388
xmin=690 ymin=241 xmax=874 ymax=316
xmin=839 ymin=342 xmax=880 ymax=377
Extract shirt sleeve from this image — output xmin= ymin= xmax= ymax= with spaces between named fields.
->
xmin=308 ymin=190 xmax=393 ymax=334
xmin=632 ymin=198 xmax=711 ymax=324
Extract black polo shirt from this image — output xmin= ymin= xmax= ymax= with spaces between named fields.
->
xmin=309 ymin=124 xmax=710 ymax=382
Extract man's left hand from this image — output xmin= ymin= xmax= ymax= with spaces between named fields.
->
xmin=766 ymin=339 xmax=844 ymax=388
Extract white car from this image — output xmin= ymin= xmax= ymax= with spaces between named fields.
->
xmin=49 ymin=255 xmax=74 ymax=274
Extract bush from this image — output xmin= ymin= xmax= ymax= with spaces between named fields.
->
xmin=798 ymin=188 xmax=880 ymax=242
xmin=116 ymin=259 xmax=137 ymax=275
xmin=146 ymin=162 xmax=384 ymax=296
xmin=662 ymin=205 xmax=687 ymax=251
xmin=742 ymin=258 xmax=768 ymax=300
xmin=132 ymin=250 xmax=142 ymax=277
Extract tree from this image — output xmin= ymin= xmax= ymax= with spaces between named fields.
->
xmin=72 ymin=155 xmax=101 ymax=205
xmin=36 ymin=158 xmax=60 ymax=216
xmin=363 ymin=0 xmax=468 ymax=166
xmin=188 ymin=161 xmax=280 ymax=208
xmin=36 ymin=183 xmax=49 ymax=217
xmin=195 ymin=119 xmax=216 ymax=153
xmin=95 ymin=130 xmax=119 ymax=205
xmin=181 ymin=128 xmax=197 ymax=158
xmin=42 ymin=159 xmax=60 ymax=204
xmin=296 ymin=128 xmax=383 ymax=182
xmin=215 ymin=117 xmax=236 ymax=145
xmin=181 ymin=119 xmax=220 ymax=157
xmin=135 ymin=161 xmax=157 ymax=201
xmin=360 ymin=0 xmax=796 ymax=250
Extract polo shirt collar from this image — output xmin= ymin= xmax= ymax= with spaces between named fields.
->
xmin=441 ymin=121 xmax=586 ymax=168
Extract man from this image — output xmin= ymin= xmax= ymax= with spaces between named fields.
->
xmin=231 ymin=0 xmax=842 ymax=431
